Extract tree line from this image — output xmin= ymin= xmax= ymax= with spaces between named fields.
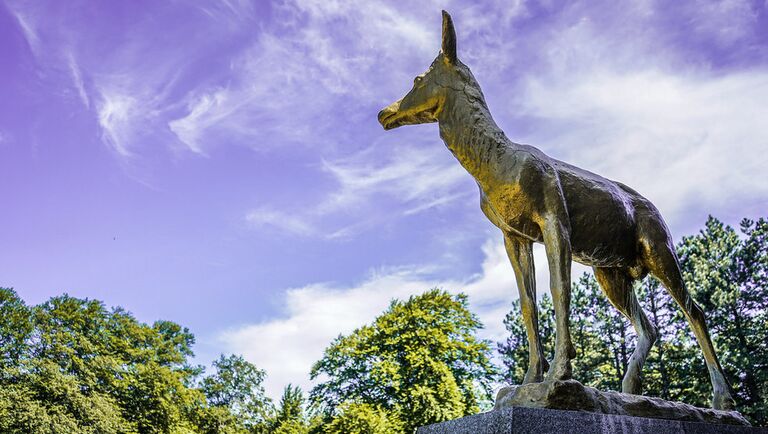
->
xmin=0 ymin=215 xmax=765 ymax=432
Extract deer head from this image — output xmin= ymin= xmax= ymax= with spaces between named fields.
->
xmin=378 ymin=10 xmax=469 ymax=130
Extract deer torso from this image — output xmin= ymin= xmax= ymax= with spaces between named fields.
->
xmin=437 ymin=85 xmax=646 ymax=270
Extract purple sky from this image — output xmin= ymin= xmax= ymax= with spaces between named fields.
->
xmin=2 ymin=0 xmax=767 ymax=398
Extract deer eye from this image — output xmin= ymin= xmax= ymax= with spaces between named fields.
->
xmin=414 ymin=76 xmax=423 ymax=85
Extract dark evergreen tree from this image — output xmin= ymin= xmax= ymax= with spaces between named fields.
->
xmin=677 ymin=216 xmax=768 ymax=423
xmin=498 ymin=216 xmax=768 ymax=426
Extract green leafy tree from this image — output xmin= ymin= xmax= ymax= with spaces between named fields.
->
xmin=202 ymin=354 xmax=272 ymax=431
xmin=0 ymin=291 xmax=270 ymax=433
xmin=27 ymin=295 xmax=206 ymax=433
xmin=194 ymin=404 xmax=251 ymax=434
xmin=325 ymin=402 xmax=403 ymax=434
xmin=1 ymin=296 xmax=138 ymax=432
xmin=0 ymin=359 xmax=132 ymax=434
xmin=310 ymin=289 xmax=497 ymax=433
xmin=0 ymin=288 xmax=33 ymax=369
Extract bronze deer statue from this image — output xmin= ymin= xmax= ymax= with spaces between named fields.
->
xmin=378 ymin=11 xmax=734 ymax=410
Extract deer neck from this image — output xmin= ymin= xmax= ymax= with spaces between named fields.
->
xmin=437 ymin=86 xmax=509 ymax=185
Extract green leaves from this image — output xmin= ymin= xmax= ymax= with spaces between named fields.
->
xmin=0 ymin=288 xmax=33 ymax=368
xmin=310 ymin=289 xmax=497 ymax=433
xmin=325 ymin=402 xmax=402 ymax=434
xmin=0 ymin=291 xmax=273 ymax=433
xmin=202 ymin=354 xmax=271 ymax=423
xmin=677 ymin=216 xmax=768 ymax=423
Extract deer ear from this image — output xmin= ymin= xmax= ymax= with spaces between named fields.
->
xmin=441 ymin=10 xmax=457 ymax=64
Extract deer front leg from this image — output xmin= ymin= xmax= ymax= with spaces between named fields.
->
xmin=542 ymin=216 xmax=576 ymax=382
xmin=504 ymin=234 xmax=549 ymax=384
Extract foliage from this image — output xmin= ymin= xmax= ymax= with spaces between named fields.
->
xmin=202 ymin=354 xmax=272 ymax=430
xmin=498 ymin=215 xmax=768 ymax=426
xmin=0 ymin=289 xmax=274 ymax=433
xmin=677 ymin=216 xmax=768 ymax=423
xmin=310 ymin=289 xmax=497 ymax=433
xmin=498 ymin=275 xmax=636 ymax=392
xmin=269 ymin=384 xmax=304 ymax=431
xmin=0 ymin=288 xmax=33 ymax=368
xmin=325 ymin=402 xmax=403 ymax=434
xmin=0 ymin=360 xmax=131 ymax=434
xmin=498 ymin=292 xmax=553 ymax=384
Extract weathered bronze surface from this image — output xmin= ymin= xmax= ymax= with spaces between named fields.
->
xmin=378 ymin=11 xmax=735 ymax=410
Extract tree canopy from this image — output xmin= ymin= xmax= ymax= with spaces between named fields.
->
xmin=310 ymin=289 xmax=498 ymax=433
xmin=0 ymin=290 xmax=271 ymax=434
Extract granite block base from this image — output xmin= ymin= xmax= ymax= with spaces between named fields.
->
xmin=416 ymin=407 xmax=767 ymax=434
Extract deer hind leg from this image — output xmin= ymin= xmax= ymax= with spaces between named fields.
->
xmin=593 ymin=267 xmax=658 ymax=395
xmin=641 ymin=234 xmax=735 ymax=410
xmin=504 ymin=234 xmax=549 ymax=383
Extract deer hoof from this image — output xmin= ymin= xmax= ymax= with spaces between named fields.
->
xmin=544 ymin=358 xmax=572 ymax=382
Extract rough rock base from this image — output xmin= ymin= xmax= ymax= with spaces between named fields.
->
xmin=416 ymin=407 xmax=766 ymax=434
xmin=493 ymin=380 xmax=749 ymax=426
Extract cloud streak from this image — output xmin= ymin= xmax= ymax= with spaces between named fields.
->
xmin=167 ymin=0 xmax=447 ymax=156
xmin=66 ymin=52 xmax=89 ymax=109
xmin=246 ymin=208 xmax=315 ymax=237
xmin=244 ymin=142 xmax=472 ymax=240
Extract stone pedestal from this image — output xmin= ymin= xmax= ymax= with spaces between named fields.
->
xmin=416 ymin=407 xmax=767 ymax=434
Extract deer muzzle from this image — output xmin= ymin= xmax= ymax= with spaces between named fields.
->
xmin=377 ymin=100 xmax=402 ymax=130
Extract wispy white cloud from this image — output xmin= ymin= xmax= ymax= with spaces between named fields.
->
xmin=11 ymin=8 xmax=40 ymax=55
xmin=168 ymin=90 xmax=230 ymax=155
xmin=246 ymin=208 xmax=314 ymax=237
xmin=687 ymin=0 xmax=758 ymax=47
xmin=244 ymin=144 xmax=471 ymax=239
xmin=319 ymin=145 xmax=468 ymax=212
xmin=168 ymin=32 xmax=321 ymax=154
xmin=96 ymin=89 xmax=138 ymax=158
xmin=402 ymin=191 xmax=470 ymax=216
xmin=66 ymin=52 xmax=89 ymax=109
xmin=167 ymin=0 xmax=452 ymax=155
